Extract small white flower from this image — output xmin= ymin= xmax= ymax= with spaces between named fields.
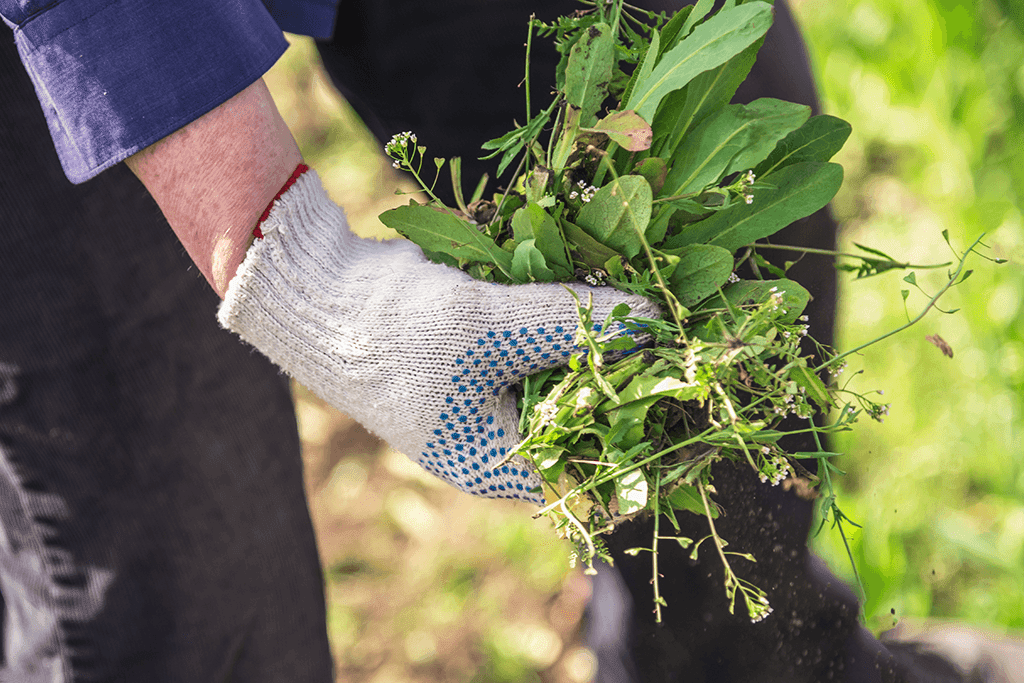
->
xmin=535 ymin=399 xmax=559 ymax=427
xmin=727 ymin=272 xmax=740 ymax=284
xmin=744 ymin=193 xmax=754 ymax=204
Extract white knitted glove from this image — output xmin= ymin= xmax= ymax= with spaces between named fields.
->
xmin=218 ymin=169 xmax=659 ymax=505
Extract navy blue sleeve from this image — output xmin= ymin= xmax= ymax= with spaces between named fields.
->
xmin=1 ymin=0 xmax=290 ymax=183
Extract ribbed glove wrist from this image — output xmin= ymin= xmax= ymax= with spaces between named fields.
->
xmin=219 ymin=169 xmax=659 ymax=504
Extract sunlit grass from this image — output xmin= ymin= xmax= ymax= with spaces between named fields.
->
xmin=794 ymin=0 xmax=1024 ymax=633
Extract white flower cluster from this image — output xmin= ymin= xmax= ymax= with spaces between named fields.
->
xmin=385 ymin=131 xmax=417 ymax=168
xmin=828 ymin=360 xmax=848 ymax=377
xmin=868 ymin=402 xmax=891 ymax=423
xmin=569 ymin=179 xmax=598 ymax=203
xmin=767 ymin=287 xmax=788 ymax=316
xmin=758 ymin=452 xmax=790 ymax=486
xmin=535 ymin=398 xmax=559 ymax=427
xmin=747 ymin=593 xmax=774 ymax=623
xmin=727 ymin=272 xmax=741 ymax=284
xmin=739 ymin=169 xmax=756 ymax=204
xmin=583 ymin=269 xmax=607 ymax=286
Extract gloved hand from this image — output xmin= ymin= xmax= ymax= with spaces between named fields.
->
xmin=218 ymin=167 xmax=660 ymax=504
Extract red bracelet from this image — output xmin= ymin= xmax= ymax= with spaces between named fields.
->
xmin=252 ymin=163 xmax=310 ymax=240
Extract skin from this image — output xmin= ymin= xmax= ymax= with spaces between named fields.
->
xmin=125 ymin=78 xmax=302 ymax=297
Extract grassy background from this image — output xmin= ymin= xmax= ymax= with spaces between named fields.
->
xmin=263 ymin=0 xmax=1024 ymax=679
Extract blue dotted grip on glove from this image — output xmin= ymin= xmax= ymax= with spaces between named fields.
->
xmin=418 ymin=322 xmax=641 ymax=505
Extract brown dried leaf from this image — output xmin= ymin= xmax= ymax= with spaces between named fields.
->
xmin=925 ymin=334 xmax=954 ymax=358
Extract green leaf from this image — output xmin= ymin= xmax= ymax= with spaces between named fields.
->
xmin=656 ymin=3 xmax=694 ymax=58
xmin=903 ymin=272 xmax=917 ymax=285
xmin=662 ymin=98 xmax=810 ymax=197
xmin=664 ymin=243 xmax=735 ymax=307
xmin=381 ymin=205 xmax=514 ymax=278
xmin=667 ymin=484 xmax=711 ymax=516
xmin=511 ymin=239 xmax=557 ymax=282
xmin=754 ymin=115 xmax=853 ymax=177
xmin=633 ymin=157 xmax=668 ymax=195
xmin=524 ymin=204 xmax=574 ymax=278
xmin=576 ymin=175 xmax=653 ymax=259
xmin=621 ymin=30 xmax=660 ymax=111
xmin=699 ymin=279 xmax=811 ymax=324
xmin=645 ymin=205 xmax=676 ymax=245
xmin=606 ymin=374 xmax=705 ymax=409
xmin=679 ymin=0 xmax=716 ymax=38
xmin=615 ymin=469 xmax=648 ymax=516
xmin=626 ymin=2 xmax=773 ymax=120
xmin=561 ymin=218 xmax=623 ymax=269
xmin=664 ymin=161 xmax=844 ymax=252
xmin=583 ymin=110 xmax=653 ymax=151
xmin=565 ymin=22 xmax=615 ymax=127
xmin=791 ymin=365 xmax=834 ymax=410
xmin=653 ymin=39 xmax=761 ymax=160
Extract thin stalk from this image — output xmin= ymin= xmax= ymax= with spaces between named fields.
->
xmin=815 ymin=234 xmax=983 ymax=372
xmin=812 ymin=428 xmax=866 ymax=603
xmin=652 ymin=467 xmax=663 ymax=622
xmin=751 ymin=243 xmax=952 ymax=270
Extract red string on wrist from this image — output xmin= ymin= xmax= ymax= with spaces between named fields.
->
xmin=253 ymin=163 xmax=310 ymax=239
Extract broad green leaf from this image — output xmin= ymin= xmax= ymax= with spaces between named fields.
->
xmin=576 ymin=175 xmax=653 ymax=259
xmin=634 ymin=157 xmax=668 ymax=195
xmin=626 ymin=2 xmax=773 ymax=120
xmin=664 ymin=243 xmax=734 ymax=307
xmin=510 ymin=205 xmax=534 ymax=244
xmin=511 ymin=204 xmax=573 ymax=277
xmin=791 ymin=365 xmax=834 ymax=410
xmin=381 ymin=205 xmax=514 ymax=278
xmin=605 ymin=402 xmax=653 ymax=449
xmin=668 ymin=483 xmax=713 ymax=516
xmin=703 ymin=279 xmax=811 ymax=324
xmin=754 ymin=115 xmax=853 ymax=178
xmin=723 ymin=100 xmax=811 ymax=175
xmin=525 ymin=203 xmax=574 ymax=278
xmin=662 ymin=98 xmax=810 ymax=197
xmin=565 ymin=22 xmax=615 ymax=127
xmin=621 ymin=30 xmax=660 ymax=111
xmin=620 ymin=375 xmax=704 ymax=404
xmin=645 ymin=205 xmax=675 ymax=244
xmin=664 ymin=161 xmax=844 ymax=252
xmin=652 ymin=39 xmax=761 ymax=159
xmin=511 ymin=239 xmax=557 ymax=282
xmin=615 ymin=469 xmax=648 ymax=516
xmin=679 ymin=0 xmax=716 ymax=38
xmin=656 ymin=3 xmax=694 ymax=58
xmin=583 ymin=110 xmax=653 ymax=151
xmin=561 ymin=218 xmax=623 ymax=269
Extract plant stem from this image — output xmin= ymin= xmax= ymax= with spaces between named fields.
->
xmin=812 ymin=428 xmax=866 ymax=604
xmin=814 ymin=234 xmax=983 ymax=372
xmin=525 ymin=16 xmax=534 ymax=123
xmin=698 ymin=481 xmax=738 ymax=599
xmin=652 ymin=467 xmax=663 ymax=622
xmin=751 ymin=243 xmax=951 ymax=270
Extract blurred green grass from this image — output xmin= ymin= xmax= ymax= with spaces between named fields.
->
xmin=264 ymin=1 xmax=1024 ymax=678
xmin=793 ymin=0 xmax=1024 ymax=634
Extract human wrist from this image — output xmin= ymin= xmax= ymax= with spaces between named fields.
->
xmin=125 ymin=78 xmax=302 ymax=297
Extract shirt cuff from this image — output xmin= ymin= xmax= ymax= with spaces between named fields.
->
xmin=11 ymin=0 xmax=288 ymax=183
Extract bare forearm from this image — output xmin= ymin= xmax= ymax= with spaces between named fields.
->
xmin=126 ymin=79 xmax=302 ymax=297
